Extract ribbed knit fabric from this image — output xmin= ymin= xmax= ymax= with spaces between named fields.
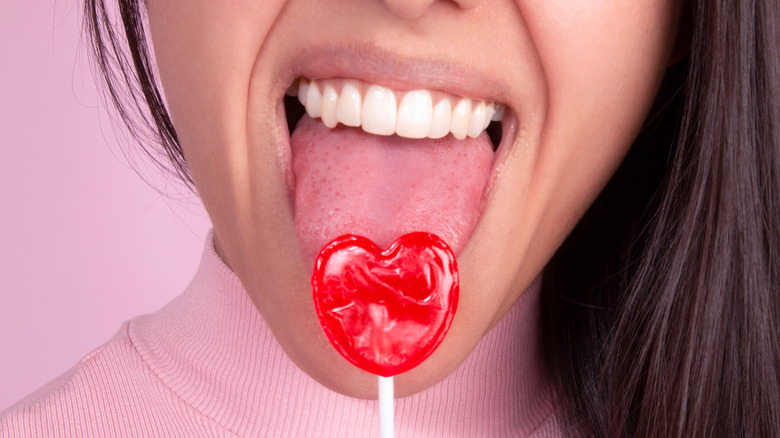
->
xmin=1 ymin=234 xmax=560 ymax=437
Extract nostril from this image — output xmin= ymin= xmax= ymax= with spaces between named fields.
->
xmin=285 ymin=94 xmax=305 ymax=136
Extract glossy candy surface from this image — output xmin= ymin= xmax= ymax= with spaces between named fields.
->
xmin=312 ymin=233 xmax=459 ymax=377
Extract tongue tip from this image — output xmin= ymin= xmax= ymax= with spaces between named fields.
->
xmin=297 ymin=218 xmax=475 ymax=271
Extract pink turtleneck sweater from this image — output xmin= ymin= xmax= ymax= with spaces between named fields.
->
xmin=1 ymin=236 xmax=560 ymax=437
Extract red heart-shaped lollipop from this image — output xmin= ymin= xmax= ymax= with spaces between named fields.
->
xmin=312 ymin=232 xmax=459 ymax=377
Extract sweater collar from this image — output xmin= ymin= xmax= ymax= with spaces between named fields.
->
xmin=129 ymin=232 xmax=557 ymax=436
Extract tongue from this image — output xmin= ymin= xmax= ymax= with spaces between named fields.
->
xmin=291 ymin=115 xmax=494 ymax=268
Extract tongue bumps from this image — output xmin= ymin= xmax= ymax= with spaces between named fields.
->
xmin=292 ymin=115 xmax=494 ymax=268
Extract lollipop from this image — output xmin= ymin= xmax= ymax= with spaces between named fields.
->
xmin=312 ymin=232 xmax=459 ymax=438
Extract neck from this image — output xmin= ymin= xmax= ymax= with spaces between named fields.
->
xmin=129 ymin=234 xmax=556 ymax=436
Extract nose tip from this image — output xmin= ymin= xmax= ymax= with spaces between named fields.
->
xmin=381 ymin=0 xmax=483 ymax=20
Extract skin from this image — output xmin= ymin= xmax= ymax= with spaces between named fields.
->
xmin=147 ymin=0 xmax=682 ymax=398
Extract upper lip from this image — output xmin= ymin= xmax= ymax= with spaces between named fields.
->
xmin=275 ymin=43 xmax=514 ymax=107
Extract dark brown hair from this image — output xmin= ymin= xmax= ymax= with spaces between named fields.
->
xmin=544 ymin=0 xmax=780 ymax=436
xmin=84 ymin=0 xmax=780 ymax=436
xmin=84 ymin=0 xmax=190 ymax=187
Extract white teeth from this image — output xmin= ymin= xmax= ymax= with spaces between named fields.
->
xmin=297 ymin=78 xmax=309 ymax=106
xmin=484 ymin=103 xmax=495 ymax=130
xmin=296 ymin=78 xmax=504 ymax=141
xmin=321 ymin=84 xmax=339 ymax=128
xmin=450 ymin=98 xmax=472 ymax=140
xmin=467 ymin=101 xmax=487 ymax=138
xmin=428 ymin=99 xmax=452 ymax=139
xmin=362 ymin=85 xmax=397 ymax=136
xmin=337 ymin=81 xmax=362 ymax=127
xmin=304 ymin=81 xmax=322 ymax=118
xmin=396 ymin=90 xmax=433 ymax=139
xmin=491 ymin=103 xmax=505 ymax=121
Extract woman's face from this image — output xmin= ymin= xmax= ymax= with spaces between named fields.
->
xmin=148 ymin=0 xmax=681 ymax=397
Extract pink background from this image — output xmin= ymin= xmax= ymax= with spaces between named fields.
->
xmin=1 ymin=2 xmax=212 ymax=410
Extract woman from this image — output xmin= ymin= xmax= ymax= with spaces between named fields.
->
xmin=2 ymin=0 xmax=778 ymax=436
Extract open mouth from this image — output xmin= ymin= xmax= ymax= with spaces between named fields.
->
xmin=283 ymin=76 xmax=512 ymax=268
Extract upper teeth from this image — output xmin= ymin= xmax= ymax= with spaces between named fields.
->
xmin=294 ymin=78 xmax=504 ymax=140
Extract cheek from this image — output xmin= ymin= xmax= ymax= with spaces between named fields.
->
xmin=147 ymin=0 xmax=286 ymax=193
xmin=518 ymin=0 xmax=679 ymax=251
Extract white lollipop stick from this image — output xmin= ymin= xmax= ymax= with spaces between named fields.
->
xmin=378 ymin=376 xmax=394 ymax=438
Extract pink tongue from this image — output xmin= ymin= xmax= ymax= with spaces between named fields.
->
xmin=291 ymin=115 xmax=494 ymax=268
